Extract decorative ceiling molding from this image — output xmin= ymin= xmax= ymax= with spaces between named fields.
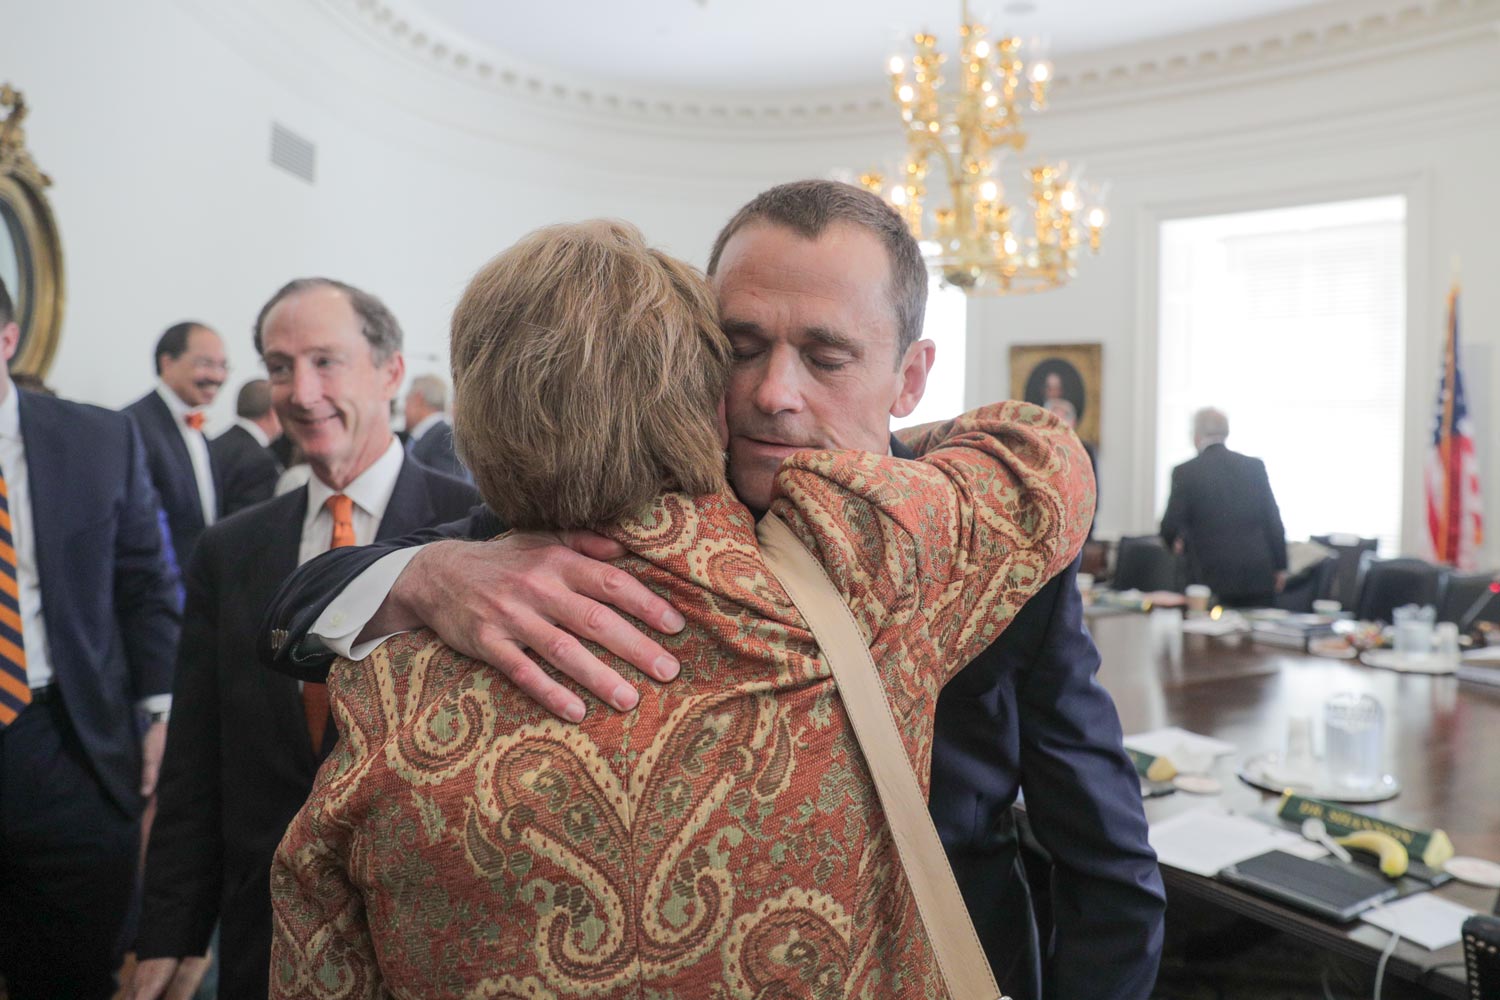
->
xmin=318 ymin=0 xmax=888 ymax=132
xmin=1047 ymin=0 xmax=1500 ymax=110
xmin=318 ymin=0 xmax=1499 ymax=134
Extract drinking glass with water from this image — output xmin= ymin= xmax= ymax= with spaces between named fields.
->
xmin=1324 ymin=692 xmax=1384 ymax=791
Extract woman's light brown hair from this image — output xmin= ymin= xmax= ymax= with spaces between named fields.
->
xmin=451 ymin=220 xmax=732 ymax=530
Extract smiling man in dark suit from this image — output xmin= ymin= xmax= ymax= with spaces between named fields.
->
xmin=0 ymin=278 xmax=181 ymax=999
xmin=131 ymin=278 xmax=478 ymax=1000
xmin=124 ymin=322 xmax=229 ymax=567
xmin=210 ymin=378 xmax=283 ymax=515
xmin=259 ymin=182 xmax=1165 ymax=1000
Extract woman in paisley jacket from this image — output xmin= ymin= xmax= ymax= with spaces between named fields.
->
xmin=269 ymin=220 xmax=1094 ymax=999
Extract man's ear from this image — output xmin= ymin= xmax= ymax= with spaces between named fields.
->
xmin=0 ymin=322 xmax=21 ymax=366
xmin=381 ymin=351 xmax=407 ymax=399
xmin=716 ymin=396 xmax=729 ymax=449
xmin=890 ymin=339 xmax=935 ymax=419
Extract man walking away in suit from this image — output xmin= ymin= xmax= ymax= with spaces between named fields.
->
xmin=211 ymin=378 xmax=282 ymax=515
xmin=1161 ymin=407 xmax=1288 ymax=607
xmin=0 ymin=277 xmax=181 ymax=999
xmin=124 ymin=322 xmax=228 ymax=567
xmin=130 ymin=279 xmax=477 ymax=1000
xmin=403 ymin=372 xmax=470 ymax=481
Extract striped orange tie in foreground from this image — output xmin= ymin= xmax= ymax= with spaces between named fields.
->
xmin=0 ymin=467 xmax=29 ymax=726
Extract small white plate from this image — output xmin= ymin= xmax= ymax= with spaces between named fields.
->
xmin=1444 ymin=856 xmax=1500 ymax=888
xmin=1236 ymin=751 xmax=1401 ymax=803
xmin=1172 ymin=774 xmax=1223 ymax=795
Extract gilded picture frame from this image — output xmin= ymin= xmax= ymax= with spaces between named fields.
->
xmin=1009 ymin=342 xmax=1102 ymax=447
xmin=0 ymin=84 xmax=65 ymax=378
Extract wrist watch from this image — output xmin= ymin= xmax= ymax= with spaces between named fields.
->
xmin=147 ymin=709 xmax=171 ymax=725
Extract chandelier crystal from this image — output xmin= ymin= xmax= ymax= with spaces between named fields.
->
xmin=860 ymin=2 xmax=1107 ymax=295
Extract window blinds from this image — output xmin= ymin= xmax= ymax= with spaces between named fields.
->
xmin=1157 ymin=196 xmax=1407 ymax=554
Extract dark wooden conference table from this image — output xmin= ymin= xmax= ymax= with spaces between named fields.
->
xmin=1084 ymin=607 xmax=1500 ymax=997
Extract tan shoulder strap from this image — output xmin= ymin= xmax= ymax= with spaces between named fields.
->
xmin=757 ymin=512 xmax=1004 ymax=1000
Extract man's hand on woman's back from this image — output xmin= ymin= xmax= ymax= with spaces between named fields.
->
xmin=375 ymin=531 xmax=684 ymax=722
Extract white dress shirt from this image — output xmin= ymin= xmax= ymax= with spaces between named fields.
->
xmin=309 ymin=546 xmax=424 ymax=660
xmin=299 ymin=438 xmax=406 ymax=568
xmin=0 ymin=379 xmax=167 ymax=713
xmin=155 ymin=383 xmax=217 ymax=527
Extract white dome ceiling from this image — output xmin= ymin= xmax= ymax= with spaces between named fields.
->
xmin=404 ymin=0 xmax=1332 ymax=94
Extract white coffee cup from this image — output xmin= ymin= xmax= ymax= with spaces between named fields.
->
xmin=1185 ymin=584 xmax=1212 ymax=614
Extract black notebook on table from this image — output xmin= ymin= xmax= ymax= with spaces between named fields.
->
xmin=1218 ymin=850 xmax=1400 ymax=923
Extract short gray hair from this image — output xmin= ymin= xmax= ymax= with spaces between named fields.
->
xmin=252 ymin=277 xmax=403 ymax=362
xmin=408 ymin=373 xmax=447 ymax=410
xmin=706 ymin=179 xmax=928 ymax=361
xmin=1193 ymin=407 xmax=1229 ymax=444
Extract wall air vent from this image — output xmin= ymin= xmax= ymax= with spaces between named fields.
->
xmin=270 ymin=123 xmax=315 ymax=183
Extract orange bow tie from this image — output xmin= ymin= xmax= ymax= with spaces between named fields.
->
xmin=185 ymin=412 xmax=205 ymax=432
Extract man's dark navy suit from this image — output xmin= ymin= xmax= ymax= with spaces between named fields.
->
xmin=1161 ymin=442 xmax=1287 ymax=606
xmin=124 ymin=389 xmax=220 ymax=568
xmin=0 ymin=390 xmax=181 ymax=998
xmin=259 ymin=438 xmax=1165 ymax=1000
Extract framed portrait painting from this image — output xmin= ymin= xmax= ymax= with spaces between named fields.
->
xmin=1009 ymin=343 xmax=1102 ymax=447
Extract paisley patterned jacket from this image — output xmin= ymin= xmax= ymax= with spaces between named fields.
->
xmin=269 ymin=401 xmax=1094 ymax=1000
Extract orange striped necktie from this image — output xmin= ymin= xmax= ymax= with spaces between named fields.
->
xmin=0 ymin=466 xmax=29 ymax=726
xmin=303 ymin=493 xmax=356 ymax=753
xmin=326 ymin=493 xmax=356 ymax=551
xmin=184 ymin=412 xmax=205 ymax=432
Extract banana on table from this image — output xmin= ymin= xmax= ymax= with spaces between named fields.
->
xmin=1277 ymin=791 xmax=1454 ymax=879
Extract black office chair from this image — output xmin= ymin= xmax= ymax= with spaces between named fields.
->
xmin=1353 ymin=556 xmax=1450 ymax=624
xmin=1274 ymin=556 xmax=1338 ymax=613
xmin=1463 ymin=914 xmax=1500 ymax=999
xmin=1438 ymin=573 xmax=1500 ymax=629
xmin=1311 ymin=533 xmax=1379 ymax=611
xmin=1112 ymin=535 xmax=1182 ymax=592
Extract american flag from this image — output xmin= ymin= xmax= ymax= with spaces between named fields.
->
xmin=1425 ymin=284 xmax=1483 ymax=569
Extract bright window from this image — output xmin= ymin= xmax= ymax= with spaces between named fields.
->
xmin=894 ymin=277 xmax=967 ymax=430
xmin=1156 ymin=197 xmax=1406 ymax=553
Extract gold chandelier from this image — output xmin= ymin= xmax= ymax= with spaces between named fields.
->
xmin=860 ymin=2 xmax=1107 ymax=295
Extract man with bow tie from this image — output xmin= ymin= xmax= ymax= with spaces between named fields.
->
xmin=124 ymin=322 xmax=230 ymax=569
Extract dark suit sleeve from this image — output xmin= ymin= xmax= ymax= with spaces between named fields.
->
xmin=1256 ymin=459 xmax=1288 ymax=572
xmin=1017 ymin=559 xmax=1166 ymax=1000
xmin=116 ymin=418 xmax=182 ymax=700
xmin=258 ymin=504 xmax=499 ymax=681
xmin=1159 ymin=466 xmax=1186 ymax=549
xmin=138 ymin=540 xmax=223 ymax=959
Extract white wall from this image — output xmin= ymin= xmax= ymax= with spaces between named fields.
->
xmin=0 ymin=0 xmax=866 ymax=414
xmin=4 ymin=0 xmax=1498 ymax=561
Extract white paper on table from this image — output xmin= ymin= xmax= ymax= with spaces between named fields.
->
xmin=1362 ymin=893 xmax=1475 ymax=950
xmin=1181 ymin=615 xmax=1250 ymax=637
xmin=1124 ymin=727 xmax=1237 ymax=766
xmin=1147 ymin=808 xmax=1322 ymax=877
